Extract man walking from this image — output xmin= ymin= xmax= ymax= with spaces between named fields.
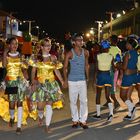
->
xmin=63 ymin=33 xmax=89 ymax=129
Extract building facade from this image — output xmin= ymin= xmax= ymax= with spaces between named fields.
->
xmin=103 ymin=7 xmax=140 ymax=39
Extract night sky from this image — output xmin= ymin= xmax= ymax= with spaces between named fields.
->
xmin=0 ymin=0 xmax=135 ymax=42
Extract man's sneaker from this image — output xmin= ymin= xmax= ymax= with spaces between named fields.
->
xmin=79 ymin=122 xmax=88 ymax=129
xmin=9 ymin=118 xmax=14 ymax=127
xmin=72 ymin=122 xmax=79 ymax=128
xmin=131 ymin=106 xmax=136 ymax=120
xmin=123 ymin=115 xmax=132 ymax=121
xmin=93 ymin=115 xmax=101 ymax=120
xmin=107 ymin=114 xmax=113 ymax=122
xmin=114 ymin=102 xmax=120 ymax=110
xmin=16 ymin=127 xmax=22 ymax=135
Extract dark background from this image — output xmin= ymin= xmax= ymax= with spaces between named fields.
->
xmin=0 ymin=0 xmax=135 ymax=42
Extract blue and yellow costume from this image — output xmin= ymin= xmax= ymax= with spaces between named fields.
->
xmin=96 ymin=41 xmax=113 ymax=87
xmin=96 ymin=53 xmax=113 ymax=87
xmin=121 ymin=50 xmax=138 ymax=88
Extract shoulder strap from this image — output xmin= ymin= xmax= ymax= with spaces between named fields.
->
xmin=71 ymin=48 xmax=75 ymax=59
xmin=82 ymin=48 xmax=85 ymax=56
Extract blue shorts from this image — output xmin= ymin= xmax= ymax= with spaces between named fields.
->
xmin=96 ymin=72 xmax=112 ymax=87
xmin=121 ymin=73 xmax=137 ymax=88
xmin=136 ymin=73 xmax=140 ymax=84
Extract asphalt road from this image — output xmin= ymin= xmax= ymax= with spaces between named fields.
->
xmin=0 ymin=65 xmax=140 ymax=140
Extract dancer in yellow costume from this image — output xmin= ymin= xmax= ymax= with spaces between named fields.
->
xmin=30 ymin=38 xmax=64 ymax=133
xmin=0 ymin=37 xmax=30 ymax=134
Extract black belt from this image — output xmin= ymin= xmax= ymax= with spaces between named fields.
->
xmin=98 ymin=70 xmax=110 ymax=73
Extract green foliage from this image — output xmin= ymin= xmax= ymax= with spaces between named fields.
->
xmin=23 ymin=31 xmax=31 ymax=42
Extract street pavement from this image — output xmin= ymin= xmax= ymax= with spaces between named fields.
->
xmin=0 ymin=65 xmax=140 ymax=140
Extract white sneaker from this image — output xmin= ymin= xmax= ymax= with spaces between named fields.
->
xmin=131 ymin=106 xmax=136 ymax=120
xmin=107 ymin=114 xmax=113 ymax=122
xmin=93 ymin=115 xmax=101 ymax=120
xmin=123 ymin=115 xmax=132 ymax=121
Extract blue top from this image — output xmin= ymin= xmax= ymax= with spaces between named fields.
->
xmin=127 ymin=50 xmax=138 ymax=70
xmin=68 ymin=48 xmax=86 ymax=81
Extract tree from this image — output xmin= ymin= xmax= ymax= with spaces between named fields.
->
xmin=23 ymin=31 xmax=31 ymax=42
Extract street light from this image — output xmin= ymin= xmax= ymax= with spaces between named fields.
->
xmin=90 ymin=30 xmax=94 ymax=34
xmin=23 ymin=20 xmax=35 ymax=35
xmin=134 ymin=0 xmax=139 ymax=8
xmin=9 ymin=12 xmax=18 ymax=37
xmin=31 ymin=26 xmax=40 ymax=40
xmin=105 ymin=20 xmax=108 ymax=24
xmin=86 ymin=33 xmax=90 ymax=38
xmin=117 ymin=13 xmax=121 ymax=18
xmin=122 ymin=10 xmax=126 ymax=15
xmin=106 ymin=11 xmax=114 ymax=35
xmin=95 ymin=21 xmax=103 ymax=42
xmin=36 ymin=26 xmax=39 ymax=39
xmin=91 ymin=27 xmax=98 ymax=32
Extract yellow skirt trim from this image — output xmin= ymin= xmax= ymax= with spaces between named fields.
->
xmin=96 ymin=84 xmax=112 ymax=88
